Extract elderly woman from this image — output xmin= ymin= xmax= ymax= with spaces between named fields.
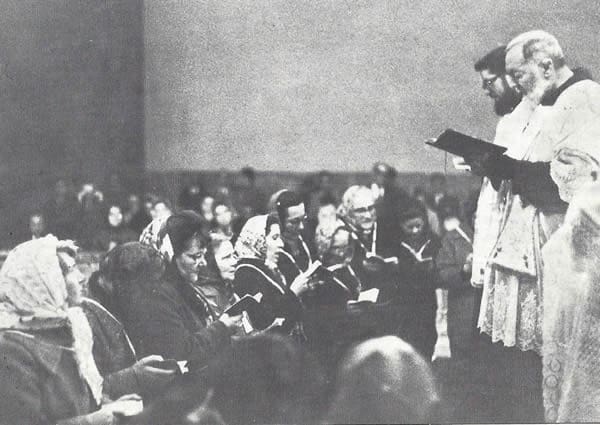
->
xmin=312 ymin=219 xmax=361 ymax=306
xmin=126 ymin=211 xmax=242 ymax=364
xmin=0 ymin=236 xmax=142 ymax=424
xmin=542 ymin=121 xmax=600 ymax=422
xmin=233 ymin=214 xmax=309 ymax=334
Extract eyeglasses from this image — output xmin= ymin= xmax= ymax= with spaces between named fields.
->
xmin=353 ymin=205 xmax=376 ymax=215
xmin=482 ymin=75 xmax=500 ymax=88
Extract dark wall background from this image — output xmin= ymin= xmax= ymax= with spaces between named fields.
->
xmin=144 ymin=0 xmax=600 ymax=173
xmin=0 ymin=1 xmax=144 ymax=245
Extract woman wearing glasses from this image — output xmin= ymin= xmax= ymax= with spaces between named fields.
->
xmin=126 ymin=211 xmax=243 ymax=365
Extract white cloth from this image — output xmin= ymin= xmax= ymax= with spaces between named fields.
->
xmin=471 ymin=100 xmax=535 ymax=287
xmin=542 ymin=183 xmax=600 ymax=422
xmin=477 ymin=80 xmax=598 ymax=352
xmin=0 ymin=236 xmax=103 ymax=404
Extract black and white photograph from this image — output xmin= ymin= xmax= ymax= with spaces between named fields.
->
xmin=1 ymin=1 xmax=599 ymax=423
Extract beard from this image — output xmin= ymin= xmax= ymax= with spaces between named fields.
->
xmin=494 ymin=88 xmax=522 ymax=116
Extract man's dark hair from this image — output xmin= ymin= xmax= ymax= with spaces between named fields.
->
xmin=474 ymin=45 xmax=507 ymax=75
xmin=275 ymin=191 xmax=303 ymax=224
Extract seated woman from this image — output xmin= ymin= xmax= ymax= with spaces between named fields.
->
xmin=233 ymin=214 xmax=310 ymax=335
xmin=203 ymin=234 xmax=238 ymax=316
xmin=0 ymin=236 xmax=142 ymax=424
xmin=125 ymin=211 xmax=242 ymax=364
xmin=85 ymin=242 xmax=179 ymax=399
xmin=394 ymin=203 xmax=441 ymax=361
xmin=93 ymin=204 xmax=137 ymax=252
xmin=310 ymin=219 xmax=361 ymax=307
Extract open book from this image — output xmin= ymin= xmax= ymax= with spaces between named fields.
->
xmin=426 ymin=129 xmax=506 ymax=158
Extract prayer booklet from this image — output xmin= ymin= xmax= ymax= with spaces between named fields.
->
xmin=426 ymin=129 xmax=506 ymax=158
xmin=225 ymin=292 xmax=273 ymax=331
xmin=348 ymin=288 xmax=379 ymax=304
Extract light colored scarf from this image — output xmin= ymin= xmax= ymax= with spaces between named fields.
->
xmin=234 ymin=215 xmax=269 ymax=261
xmin=0 ymin=236 xmax=103 ymax=404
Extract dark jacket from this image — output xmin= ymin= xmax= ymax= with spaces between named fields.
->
xmin=436 ymin=226 xmax=481 ymax=358
xmin=82 ymin=298 xmax=138 ymax=399
xmin=394 ymin=233 xmax=441 ymax=360
xmin=278 ymin=234 xmax=315 ymax=284
xmin=120 ymin=267 xmax=233 ymax=364
xmin=0 ymin=329 xmax=97 ymax=425
xmin=233 ymin=258 xmax=304 ymax=333
xmin=300 ymin=266 xmax=360 ymax=310
xmin=347 ymin=222 xmax=398 ymax=303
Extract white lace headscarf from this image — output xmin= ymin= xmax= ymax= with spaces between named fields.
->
xmin=0 ymin=235 xmax=103 ymax=404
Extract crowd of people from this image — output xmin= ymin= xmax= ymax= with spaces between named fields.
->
xmin=2 ymin=29 xmax=600 ymax=424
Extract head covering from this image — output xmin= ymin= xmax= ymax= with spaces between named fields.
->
xmin=234 ymin=215 xmax=271 ymax=261
xmin=139 ymin=216 xmax=171 ymax=258
xmin=327 ymin=336 xmax=439 ymax=424
xmin=0 ymin=235 xmax=103 ymax=403
xmin=315 ymin=219 xmax=348 ymax=259
xmin=140 ymin=211 xmax=209 ymax=262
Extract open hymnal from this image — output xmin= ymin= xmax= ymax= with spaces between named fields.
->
xmin=348 ymin=287 xmax=379 ymax=304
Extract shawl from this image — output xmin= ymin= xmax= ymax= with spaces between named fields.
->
xmin=0 ymin=236 xmax=103 ymax=404
xmin=542 ymin=182 xmax=600 ymax=422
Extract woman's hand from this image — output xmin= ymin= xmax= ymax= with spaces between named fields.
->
xmin=132 ymin=355 xmax=178 ymax=391
xmin=290 ymin=274 xmax=311 ymax=296
xmin=218 ymin=312 xmax=244 ymax=329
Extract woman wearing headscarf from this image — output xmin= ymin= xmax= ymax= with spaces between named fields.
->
xmin=542 ymin=120 xmax=600 ymax=422
xmin=204 ymin=234 xmax=238 ymax=316
xmin=325 ymin=336 xmax=440 ymax=424
xmin=233 ymin=214 xmax=309 ymax=335
xmin=312 ymin=219 xmax=361 ymax=306
xmin=0 ymin=236 xmax=142 ymax=424
xmin=127 ymin=211 xmax=242 ymax=364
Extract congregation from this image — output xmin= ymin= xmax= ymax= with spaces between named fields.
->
xmin=2 ymin=29 xmax=600 ymax=425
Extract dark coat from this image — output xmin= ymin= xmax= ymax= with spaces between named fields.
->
xmin=120 ymin=267 xmax=233 ymax=364
xmin=348 ymin=222 xmax=398 ymax=303
xmin=278 ymin=234 xmax=315 ymax=284
xmin=394 ymin=233 xmax=441 ymax=360
xmin=82 ymin=298 xmax=139 ymax=399
xmin=0 ymin=328 xmax=97 ymax=425
xmin=436 ymin=226 xmax=482 ymax=359
xmin=233 ymin=258 xmax=303 ymax=333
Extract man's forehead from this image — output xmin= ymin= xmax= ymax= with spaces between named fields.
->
xmin=480 ymin=69 xmax=499 ymax=79
xmin=287 ymin=203 xmax=305 ymax=218
xmin=351 ymin=192 xmax=374 ymax=208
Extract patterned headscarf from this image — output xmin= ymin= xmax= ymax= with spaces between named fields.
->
xmin=0 ymin=235 xmax=103 ymax=403
xmin=234 ymin=215 xmax=271 ymax=261
xmin=315 ymin=219 xmax=348 ymax=260
xmin=139 ymin=216 xmax=174 ymax=260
